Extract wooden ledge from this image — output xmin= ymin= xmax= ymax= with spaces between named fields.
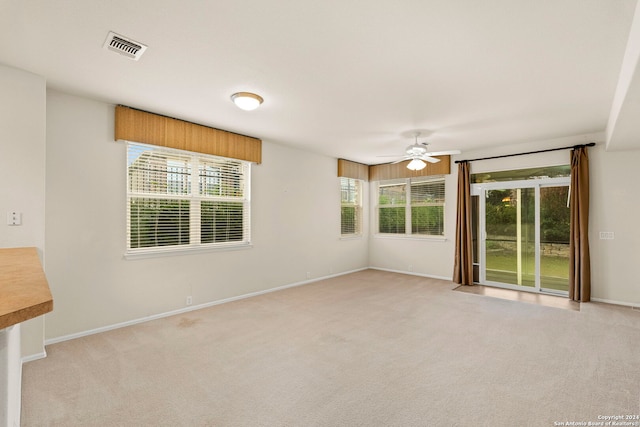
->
xmin=0 ymin=247 xmax=53 ymax=329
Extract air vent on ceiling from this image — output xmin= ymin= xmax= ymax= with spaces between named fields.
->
xmin=103 ymin=31 xmax=147 ymax=61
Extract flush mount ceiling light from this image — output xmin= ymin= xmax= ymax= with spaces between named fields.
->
xmin=231 ymin=92 xmax=264 ymax=111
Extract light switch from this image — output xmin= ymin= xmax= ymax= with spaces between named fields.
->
xmin=7 ymin=212 xmax=21 ymax=226
xmin=599 ymin=231 xmax=614 ymax=240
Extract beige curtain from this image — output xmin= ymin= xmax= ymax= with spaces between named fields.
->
xmin=569 ymin=147 xmax=591 ymax=302
xmin=453 ymin=161 xmax=473 ymax=285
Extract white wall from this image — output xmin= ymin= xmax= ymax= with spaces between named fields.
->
xmin=368 ymin=172 xmax=457 ymax=279
xmin=0 ymin=64 xmax=47 ymax=358
xmin=0 ymin=64 xmax=46 ymax=427
xmin=44 ymin=90 xmax=369 ymax=341
xmin=589 ymin=143 xmax=640 ymax=305
xmin=369 ymin=132 xmax=640 ymax=306
xmin=0 ymin=65 xmax=46 ymax=252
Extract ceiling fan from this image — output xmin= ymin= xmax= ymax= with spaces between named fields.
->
xmin=380 ymin=132 xmax=461 ymax=171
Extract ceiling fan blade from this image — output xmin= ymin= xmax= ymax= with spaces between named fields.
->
xmin=420 ymin=155 xmax=441 ymax=164
xmin=423 ymin=150 xmax=462 ymax=156
xmin=391 ymin=158 xmax=410 ymax=164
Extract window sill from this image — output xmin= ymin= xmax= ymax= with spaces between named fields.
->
xmin=340 ymin=234 xmax=364 ymax=241
xmin=124 ymin=242 xmax=253 ymax=260
xmin=373 ymin=234 xmax=447 ymax=242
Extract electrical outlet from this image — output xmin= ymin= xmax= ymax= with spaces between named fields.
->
xmin=6 ymin=211 xmax=21 ymax=226
xmin=306 ymin=272 xmax=311 ymax=279
xmin=186 ymin=296 xmax=192 ymax=306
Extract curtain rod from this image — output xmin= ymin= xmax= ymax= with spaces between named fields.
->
xmin=454 ymin=142 xmax=596 ymax=164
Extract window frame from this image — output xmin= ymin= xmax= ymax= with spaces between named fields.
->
xmin=375 ymin=176 xmax=446 ymax=239
xmin=340 ymin=177 xmax=363 ymax=237
xmin=125 ymin=142 xmax=252 ymax=258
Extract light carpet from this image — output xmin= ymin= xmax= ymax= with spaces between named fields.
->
xmin=22 ymin=269 xmax=640 ymax=426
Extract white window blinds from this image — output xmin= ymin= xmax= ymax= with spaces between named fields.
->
xmin=340 ymin=177 xmax=362 ymax=235
xmin=377 ymin=177 xmax=445 ymax=237
xmin=127 ymin=142 xmax=250 ymax=254
xmin=410 ymin=179 xmax=445 ymax=236
xmin=378 ymin=182 xmax=406 ymax=234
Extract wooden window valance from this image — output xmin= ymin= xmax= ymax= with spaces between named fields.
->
xmin=337 ymin=159 xmax=369 ymax=181
xmin=369 ymin=156 xmax=450 ymax=181
xmin=114 ymin=105 xmax=262 ymax=163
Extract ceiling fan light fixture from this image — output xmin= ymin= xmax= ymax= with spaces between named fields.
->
xmin=231 ymin=92 xmax=264 ymax=111
xmin=407 ymin=158 xmax=426 ymax=171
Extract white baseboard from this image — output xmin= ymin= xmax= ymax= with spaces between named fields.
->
xmin=369 ymin=266 xmax=452 ymax=282
xmin=22 ymin=350 xmax=47 ymax=364
xmin=591 ymin=297 xmax=640 ymax=309
xmin=44 ymin=267 xmax=368 ymax=346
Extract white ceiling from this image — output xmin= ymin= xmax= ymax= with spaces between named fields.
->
xmin=1 ymin=0 xmax=638 ymax=163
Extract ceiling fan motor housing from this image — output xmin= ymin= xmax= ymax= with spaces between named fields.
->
xmin=406 ymin=144 xmax=428 ymax=157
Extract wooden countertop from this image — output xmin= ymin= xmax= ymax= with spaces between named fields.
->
xmin=0 ymin=247 xmax=53 ymax=329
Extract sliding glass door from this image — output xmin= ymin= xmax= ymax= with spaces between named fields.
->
xmin=472 ymin=177 xmax=570 ymax=295
xmin=485 ymin=187 xmax=535 ymax=288
xmin=539 ymin=185 xmax=571 ymax=293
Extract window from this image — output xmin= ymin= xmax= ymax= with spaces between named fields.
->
xmin=377 ymin=177 xmax=445 ymax=237
xmin=471 ymin=165 xmax=570 ymax=183
xmin=340 ymin=177 xmax=362 ymax=236
xmin=127 ymin=142 xmax=250 ymax=254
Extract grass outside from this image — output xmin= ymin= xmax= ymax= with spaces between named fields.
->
xmin=485 ymin=249 xmax=569 ymax=292
xmin=486 ymin=251 xmax=569 ymax=277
